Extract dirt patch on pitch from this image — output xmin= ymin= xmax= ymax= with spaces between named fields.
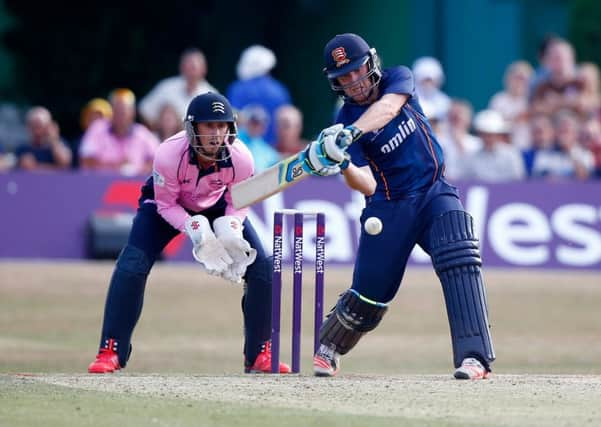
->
xmin=21 ymin=373 xmax=601 ymax=426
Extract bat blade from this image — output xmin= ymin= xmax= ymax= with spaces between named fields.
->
xmin=230 ymin=150 xmax=311 ymax=209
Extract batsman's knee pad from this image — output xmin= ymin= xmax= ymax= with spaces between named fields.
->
xmin=429 ymin=210 xmax=495 ymax=367
xmin=319 ymin=289 xmax=388 ymax=355
xmin=115 ymin=245 xmax=152 ymax=276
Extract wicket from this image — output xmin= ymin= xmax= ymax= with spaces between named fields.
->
xmin=271 ymin=209 xmax=325 ymax=374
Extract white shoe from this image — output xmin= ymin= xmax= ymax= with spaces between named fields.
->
xmin=454 ymin=357 xmax=490 ymax=380
xmin=313 ymin=344 xmax=340 ymax=377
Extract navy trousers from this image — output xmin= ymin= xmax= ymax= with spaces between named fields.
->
xmin=351 ymin=178 xmax=495 ymax=368
xmin=98 ymin=195 xmax=271 ymax=367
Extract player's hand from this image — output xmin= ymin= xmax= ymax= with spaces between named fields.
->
xmin=213 ymin=216 xmax=258 ymax=284
xmin=185 ymin=215 xmax=233 ymax=274
xmin=334 ymin=125 xmax=363 ymax=148
xmin=304 ymin=124 xmax=352 ymax=176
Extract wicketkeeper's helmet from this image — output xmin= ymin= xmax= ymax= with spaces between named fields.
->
xmin=184 ymin=92 xmax=237 ymax=160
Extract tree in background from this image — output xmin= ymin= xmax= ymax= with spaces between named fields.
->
xmin=570 ymin=0 xmax=601 ymax=67
xmin=0 ymin=0 xmax=16 ymax=98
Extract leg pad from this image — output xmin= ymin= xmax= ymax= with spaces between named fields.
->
xmin=319 ymin=290 xmax=388 ymax=355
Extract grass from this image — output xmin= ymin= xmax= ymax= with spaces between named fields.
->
xmin=1 ymin=261 xmax=600 ymax=426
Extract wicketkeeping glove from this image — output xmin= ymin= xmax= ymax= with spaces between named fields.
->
xmin=184 ymin=215 xmax=233 ymax=275
xmin=213 ymin=216 xmax=257 ymax=284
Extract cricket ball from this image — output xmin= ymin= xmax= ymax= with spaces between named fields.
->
xmin=364 ymin=217 xmax=383 ymax=235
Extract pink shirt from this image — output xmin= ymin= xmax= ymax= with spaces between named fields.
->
xmin=152 ymin=131 xmax=253 ymax=231
xmin=80 ymin=119 xmax=160 ymax=175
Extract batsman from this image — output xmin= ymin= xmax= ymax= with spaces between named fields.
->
xmin=306 ymin=34 xmax=495 ymax=379
xmin=88 ymin=92 xmax=290 ymax=374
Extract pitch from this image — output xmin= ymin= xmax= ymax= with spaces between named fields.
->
xmin=1 ymin=261 xmax=600 ymax=426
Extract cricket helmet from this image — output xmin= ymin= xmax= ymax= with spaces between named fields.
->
xmin=323 ymin=33 xmax=382 ymax=99
xmin=184 ymin=92 xmax=237 ymax=160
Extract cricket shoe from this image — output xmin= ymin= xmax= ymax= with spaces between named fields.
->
xmin=245 ymin=341 xmax=291 ymax=374
xmin=88 ymin=339 xmax=121 ymax=374
xmin=453 ymin=357 xmax=490 ymax=380
xmin=313 ymin=343 xmax=340 ymax=377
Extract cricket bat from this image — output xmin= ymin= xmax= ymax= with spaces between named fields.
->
xmin=230 ymin=150 xmax=311 ymax=209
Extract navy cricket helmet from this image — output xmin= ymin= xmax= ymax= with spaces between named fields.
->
xmin=323 ymin=33 xmax=382 ymax=99
xmin=184 ymin=92 xmax=238 ymax=159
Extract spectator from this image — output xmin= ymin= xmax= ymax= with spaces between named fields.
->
xmin=463 ymin=109 xmax=525 ymax=182
xmin=14 ymin=106 xmax=72 ymax=171
xmin=581 ymin=117 xmax=601 ymax=178
xmin=0 ymin=103 xmax=27 ymax=153
xmin=0 ymin=145 xmax=16 ymax=172
xmin=81 ymin=98 xmax=113 ymax=131
xmin=550 ymin=110 xmax=593 ymax=179
xmin=154 ymin=103 xmax=183 ymax=142
xmin=530 ymin=111 xmax=593 ymax=179
xmin=412 ymin=56 xmax=451 ymax=120
xmin=139 ymin=48 xmax=217 ymax=129
xmin=226 ymin=45 xmax=291 ymax=145
xmin=522 ymin=114 xmax=556 ymax=177
xmin=437 ymin=99 xmax=481 ymax=181
xmin=575 ymin=62 xmax=601 ymax=118
xmin=71 ymin=98 xmax=113 ymax=168
xmin=489 ymin=60 xmax=533 ymax=149
xmin=237 ymin=104 xmax=279 ymax=172
xmin=79 ymin=89 xmax=160 ymax=176
xmin=273 ymin=105 xmax=308 ymax=157
xmin=529 ymin=34 xmax=562 ymax=98
xmin=531 ymin=39 xmax=581 ymax=116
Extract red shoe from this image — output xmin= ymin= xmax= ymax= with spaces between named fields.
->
xmin=88 ymin=339 xmax=121 ymax=374
xmin=245 ymin=342 xmax=291 ymax=374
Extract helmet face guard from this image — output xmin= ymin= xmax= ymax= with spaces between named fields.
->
xmin=185 ymin=121 xmax=237 ymax=162
xmin=184 ymin=92 xmax=238 ymax=161
xmin=323 ymin=34 xmax=382 ymax=103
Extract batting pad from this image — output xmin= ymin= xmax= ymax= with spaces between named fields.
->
xmin=319 ymin=289 xmax=388 ymax=355
xmin=429 ymin=210 xmax=495 ymax=368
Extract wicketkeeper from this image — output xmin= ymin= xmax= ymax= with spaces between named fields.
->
xmin=88 ymin=92 xmax=291 ymax=374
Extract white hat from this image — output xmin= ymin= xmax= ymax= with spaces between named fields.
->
xmin=412 ymin=56 xmax=445 ymax=84
xmin=236 ymin=45 xmax=277 ymax=80
xmin=473 ymin=109 xmax=510 ymax=134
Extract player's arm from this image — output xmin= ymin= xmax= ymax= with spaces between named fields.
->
xmin=341 ymin=163 xmax=376 ymax=196
xmin=314 ymin=93 xmax=410 ymax=157
xmin=352 ymin=93 xmax=409 ymax=134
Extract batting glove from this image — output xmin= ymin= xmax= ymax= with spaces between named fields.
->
xmin=304 ymin=124 xmax=352 ymax=176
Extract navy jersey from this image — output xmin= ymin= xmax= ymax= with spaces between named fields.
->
xmin=337 ymin=66 xmax=445 ymax=201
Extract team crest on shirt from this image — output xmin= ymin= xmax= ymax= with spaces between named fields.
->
xmin=332 ymin=47 xmax=350 ymax=68
xmin=153 ymin=169 xmax=165 ymax=186
xmin=212 ymin=102 xmax=226 ymax=114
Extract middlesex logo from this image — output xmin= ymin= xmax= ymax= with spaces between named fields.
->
xmin=332 ymin=47 xmax=350 ymax=68
xmin=212 ymin=102 xmax=226 ymax=114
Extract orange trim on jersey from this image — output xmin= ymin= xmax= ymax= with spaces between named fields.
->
xmin=366 ymin=156 xmax=391 ymax=200
xmin=407 ymin=104 xmax=439 ymax=183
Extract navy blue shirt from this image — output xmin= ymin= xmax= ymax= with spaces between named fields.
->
xmin=338 ymin=66 xmax=445 ymax=201
xmin=15 ymin=143 xmax=57 ymax=166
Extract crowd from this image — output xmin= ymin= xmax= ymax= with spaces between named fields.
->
xmin=426 ymin=36 xmax=601 ymax=181
xmin=0 ymin=36 xmax=600 ymax=180
xmin=0 ymin=45 xmax=302 ymax=176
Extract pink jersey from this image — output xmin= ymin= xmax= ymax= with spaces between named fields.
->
xmin=79 ymin=119 xmax=160 ymax=175
xmin=152 ymin=131 xmax=253 ymax=231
